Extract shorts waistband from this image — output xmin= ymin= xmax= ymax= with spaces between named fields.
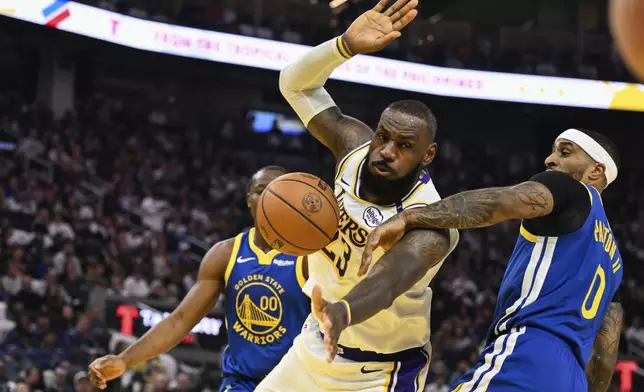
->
xmin=319 ymin=332 xmax=426 ymax=363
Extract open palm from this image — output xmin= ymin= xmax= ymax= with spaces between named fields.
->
xmin=344 ymin=0 xmax=419 ymax=54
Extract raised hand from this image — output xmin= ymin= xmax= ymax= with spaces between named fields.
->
xmin=88 ymin=355 xmax=127 ymax=390
xmin=343 ymin=0 xmax=419 ymax=55
xmin=358 ymin=214 xmax=407 ymax=276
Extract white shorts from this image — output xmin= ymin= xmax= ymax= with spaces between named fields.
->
xmin=256 ymin=315 xmax=431 ymax=392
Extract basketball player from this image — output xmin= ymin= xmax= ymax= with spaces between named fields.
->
xmin=361 ymin=129 xmax=623 ymax=392
xmin=256 ymin=0 xmax=459 ymax=391
xmin=87 ymin=166 xmax=311 ymax=392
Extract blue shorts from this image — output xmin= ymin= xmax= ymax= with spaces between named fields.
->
xmin=450 ymin=327 xmax=587 ymax=392
xmin=219 ymin=376 xmax=259 ymax=392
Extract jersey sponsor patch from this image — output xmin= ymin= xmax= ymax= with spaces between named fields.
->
xmin=273 ymin=258 xmax=295 ymax=267
xmin=363 ymin=206 xmax=384 ymax=228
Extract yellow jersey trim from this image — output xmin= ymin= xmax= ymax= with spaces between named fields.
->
xmin=520 ymin=224 xmax=538 ymax=243
xmin=248 ymin=228 xmax=279 ymax=265
xmin=580 ymin=181 xmax=593 ymax=205
xmin=383 ymin=361 xmax=399 ymax=392
xmin=335 ymin=143 xmax=370 ymax=181
xmin=588 ymin=184 xmax=603 ymax=205
xmin=223 ymin=233 xmax=244 ymax=287
xmin=296 ymin=256 xmax=307 ymax=289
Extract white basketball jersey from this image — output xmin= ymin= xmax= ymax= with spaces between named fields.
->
xmin=304 ymin=142 xmax=459 ymax=354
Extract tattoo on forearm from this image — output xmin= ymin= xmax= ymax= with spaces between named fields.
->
xmin=404 ymin=182 xmax=552 ymax=230
xmin=343 ymin=230 xmax=449 ymax=325
xmin=587 ymin=302 xmax=623 ymax=392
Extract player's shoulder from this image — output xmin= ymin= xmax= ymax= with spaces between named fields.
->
xmin=528 ymin=170 xmax=585 ymax=187
xmin=335 ymin=141 xmax=370 ymax=179
xmin=528 ymin=170 xmax=592 ymax=207
xmin=404 ymin=172 xmax=441 ymax=207
xmin=200 ymin=236 xmax=241 ymax=280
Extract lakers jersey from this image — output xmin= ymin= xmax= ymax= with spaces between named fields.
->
xmin=304 ymin=142 xmax=459 ymax=354
xmin=222 ymin=228 xmax=310 ymax=381
xmin=489 ymin=184 xmax=623 ymax=367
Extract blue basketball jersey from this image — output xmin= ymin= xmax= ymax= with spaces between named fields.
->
xmin=489 ymin=184 xmax=623 ymax=367
xmin=221 ymin=228 xmax=310 ymax=383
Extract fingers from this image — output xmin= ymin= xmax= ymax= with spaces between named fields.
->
xmin=372 ymin=0 xmax=390 ymax=12
xmin=322 ymin=317 xmax=338 ymax=363
xmin=88 ymin=367 xmax=106 ymax=390
xmin=391 ymin=0 xmax=418 ymax=30
xmin=311 ymin=285 xmax=326 ymax=320
xmin=383 ymin=0 xmax=408 ymax=16
xmin=359 ymin=231 xmax=380 ymax=276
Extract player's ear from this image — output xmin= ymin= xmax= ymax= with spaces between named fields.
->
xmin=587 ymin=162 xmax=606 ymax=184
xmin=421 ymin=143 xmax=437 ymax=167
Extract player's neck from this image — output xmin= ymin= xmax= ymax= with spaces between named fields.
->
xmin=252 ymin=227 xmax=274 ymax=253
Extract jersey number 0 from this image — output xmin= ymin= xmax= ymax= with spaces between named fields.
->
xmin=581 ymin=264 xmax=606 ymax=320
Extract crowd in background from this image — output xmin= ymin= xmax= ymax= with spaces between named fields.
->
xmin=1 ymin=85 xmax=643 ymax=392
xmin=0 ymin=0 xmax=643 ymax=390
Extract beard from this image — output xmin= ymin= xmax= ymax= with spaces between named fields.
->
xmin=359 ymin=160 xmax=424 ymax=205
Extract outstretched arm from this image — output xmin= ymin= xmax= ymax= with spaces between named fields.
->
xmin=586 ymin=302 xmax=623 ymax=392
xmin=279 ymin=0 xmax=418 ymax=161
xmin=313 ymin=229 xmax=450 ymax=361
xmin=402 ymin=181 xmax=553 ymax=231
xmin=88 ymin=239 xmax=233 ymax=388
xmin=359 ymin=182 xmax=552 ymax=271
xmin=360 ymin=170 xmax=592 ymax=272
xmin=118 ymin=242 xmax=230 ymax=365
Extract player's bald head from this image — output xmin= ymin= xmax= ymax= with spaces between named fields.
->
xmin=248 ymin=165 xmax=288 ymax=193
xmin=381 ymin=100 xmax=437 ymax=142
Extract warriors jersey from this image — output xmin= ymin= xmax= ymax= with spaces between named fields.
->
xmin=304 ymin=142 xmax=459 ymax=354
xmin=488 ymin=183 xmax=623 ymax=366
xmin=222 ymin=228 xmax=310 ymax=383
xmin=451 ymin=178 xmax=623 ymax=392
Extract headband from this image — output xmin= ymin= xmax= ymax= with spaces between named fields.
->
xmin=556 ymin=129 xmax=618 ymax=186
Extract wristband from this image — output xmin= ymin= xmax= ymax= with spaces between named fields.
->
xmin=336 ymin=35 xmax=355 ymax=59
xmin=337 ymin=300 xmax=352 ymax=327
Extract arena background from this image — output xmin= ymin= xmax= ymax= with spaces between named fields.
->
xmin=0 ymin=0 xmax=643 ymax=391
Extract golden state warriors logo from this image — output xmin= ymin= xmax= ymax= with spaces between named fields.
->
xmin=232 ymin=274 xmax=287 ymax=345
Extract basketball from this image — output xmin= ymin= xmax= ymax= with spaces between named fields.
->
xmin=609 ymin=0 xmax=644 ymax=80
xmin=256 ymin=172 xmax=339 ymax=256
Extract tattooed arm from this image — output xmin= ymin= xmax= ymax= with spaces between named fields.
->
xmin=344 ymin=229 xmax=450 ymax=325
xmin=402 ymin=181 xmax=553 ymax=231
xmin=586 ymin=302 xmax=623 ymax=392
xmin=314 ymin=229 xmax=450 ymax=361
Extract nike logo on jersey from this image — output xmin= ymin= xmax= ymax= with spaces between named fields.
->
xmin=236 ymin=256 xmax=254 ymax=263
xmin=360 ymin=366 xmax=380 ymax=374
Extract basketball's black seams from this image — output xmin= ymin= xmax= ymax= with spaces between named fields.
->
xmin=266 ymin=186 xmax=334 ymax=241
xmin=277 ymin=178 xmax=340 ymax=223
xmin=260 ymin=193 xmax=318 ymax=251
